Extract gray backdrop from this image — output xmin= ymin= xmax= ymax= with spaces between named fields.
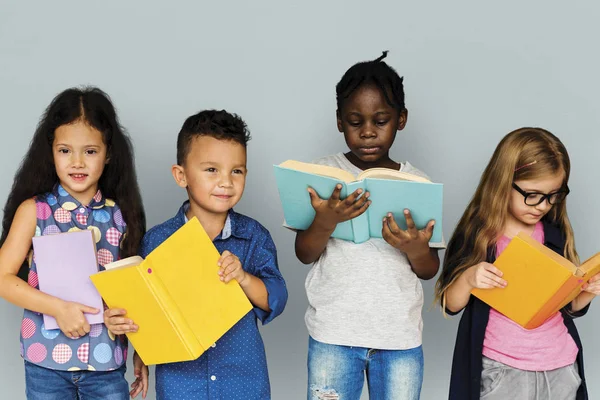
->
xmin=1 ymin=1 xmax=599 ymax=399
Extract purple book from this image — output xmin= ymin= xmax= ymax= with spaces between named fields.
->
xmin=32 ymin=230 xmax=104 ymax=330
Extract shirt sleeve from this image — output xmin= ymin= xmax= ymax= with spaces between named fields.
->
xmin=246 ymin=228 xmax=288 ymax=325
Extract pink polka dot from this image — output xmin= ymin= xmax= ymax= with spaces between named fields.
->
xmin=89 ymin=324 xmax=103 ymax=338
xmin=97 ymin=249 xmax=113 ymax=266
xmin=21 ymin=318 xmax=36 ymax=339
xmin=93 ymin=191 xmax=102 ymax=203
xmin=77 ymin=343 xmax=90 ymax=363
xmin=27 ymin=343 xmax=47 ymax=363
xmin=36 ymin=203 xmax=52 ymax=220
xmin=53 ymin=208 xmax=71 ymax=224
xmin=106 ymin=228 xmax=122 ymax=247
xmin=52 ymin=343 xmax=72 ymax=364
xmin=123 ymin=347 xmax=128 ymax=362
xmin=28 ymin=271 xmax=39 ymax=288
xmin=76 ymin=213 xmax=87 ymax=226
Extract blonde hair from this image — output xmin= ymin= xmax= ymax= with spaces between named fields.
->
xmin=435 ymin=127 xmax=577 ymax=308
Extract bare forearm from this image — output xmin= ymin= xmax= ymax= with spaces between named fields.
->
xmin=239 ymin=273 xmax=270 ymax=311
xmin=0 ymin=273 xmax=63 ymax=316
xmin=407 ymin=248 xmax=440 ymax=280
xmin=571 ymin=291 xmax=595 ymax=313
xmin=445 ymin=270 xmax=473 ymax=313
xmin=295 ymin=217 xmax=336 ymax=264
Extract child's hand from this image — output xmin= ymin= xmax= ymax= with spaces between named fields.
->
xmin=381 ymin=210 xmax=433 ymax=256
xmin=218 ymin=251 xmax=247 ymax=285
xmin=465 ymin=262 xmax=507 ymax=290
xmin=582 ymin=272 xmax=600 ymax=296
xmin=55 ymin=301 xmax=99 ymax=339
xmin=103 ymin=308 xmax=138 ymax=335
xmin=308 ymin=185 xmax=370 ymax=230
xmin=129 ymin=351 xmax=149 ymax=398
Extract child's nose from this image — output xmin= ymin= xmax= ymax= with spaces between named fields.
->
xmin=219 ymin=174 xmax=233 ymax=187
xmin=360 ymin=123 xmax=377 ymax=139
xmin=71 ymin=153 xmax=85 ymax=167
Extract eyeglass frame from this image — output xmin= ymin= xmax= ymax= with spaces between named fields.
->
xmin=511 ymin=182 xmax=570 ymax=206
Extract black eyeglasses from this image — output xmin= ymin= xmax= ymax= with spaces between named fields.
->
xmin=512 ymin=182 xmax=570 ymax=206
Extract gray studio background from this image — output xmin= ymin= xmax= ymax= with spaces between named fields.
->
xmin=1 ymin=1 xmax=599 ymax=399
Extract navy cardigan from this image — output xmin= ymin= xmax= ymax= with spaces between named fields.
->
xmin=446 ymin=220 xmax=589 ymax=400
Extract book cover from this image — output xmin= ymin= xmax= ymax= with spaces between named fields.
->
xmin=90 ymin=217 xmax=253 ymax=365
xmin=471 ymin=232 xmax=600 ymax=329
xmin=273 ymin=161 xmax=443 ymax=244
xmin=32 ymin=230 xmax=104 ymax=330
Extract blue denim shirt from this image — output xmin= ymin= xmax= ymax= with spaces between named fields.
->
xmin=139 ymin=202 xmax=287 ymax=400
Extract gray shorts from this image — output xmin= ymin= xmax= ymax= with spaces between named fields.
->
xmin=480 ymin=356 xmax=581 ymax=400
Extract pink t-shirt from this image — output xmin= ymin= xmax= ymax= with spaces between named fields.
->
xmin=481 ymin=222 xmax=579 ymax=371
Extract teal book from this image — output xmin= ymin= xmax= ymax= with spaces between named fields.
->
xmin=274 ymin=160 xmax=443 ymax=244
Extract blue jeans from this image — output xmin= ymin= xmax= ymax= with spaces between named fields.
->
xmin=24 ymin=361 xmax=129 ymax=400
xmin=308 ymin=336 xmax=424 ymax=400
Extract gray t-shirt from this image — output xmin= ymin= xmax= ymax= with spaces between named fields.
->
xmin=304 ymin=153 xmax=444 ymax=350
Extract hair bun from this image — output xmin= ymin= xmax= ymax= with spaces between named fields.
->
xmin=375 ymin=50 xmax=389 ymax=62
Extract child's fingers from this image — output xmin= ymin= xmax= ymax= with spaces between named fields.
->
xmin=307 ymin=188 xmax=322 ymax=208
xmin=482 ymin=271 xmax=507 ymax=287
xmin=483 ymin=263 xmax=503 ymax=278
xmin=141 ymin=368 xmax=149 ymax=398
xmin=344 ymin=188 xmax=363 ymax=205
xmin=218 ymin=256 xmax=239 ymax=275
xmin=349 ymin=199 xmax=371 ymax=219
xmin=351 ymin=191 xmax=369 ymax=209
xmin=402 ymin=209 xmax=419 ymax=237
xmin=217 ymin=251 xmax=232 ymax=266
xmin=328 ymin=184 xmax=343 ymax=203
xmin=108 ymin=316 xmax=135 ymax=326
xmin=385 ymin=214 xmax=410 ymax=239
xmin=104 ymin=308 xmax=127 ymax=318
xmin=422 ymin=220 xmax=436 ymax=239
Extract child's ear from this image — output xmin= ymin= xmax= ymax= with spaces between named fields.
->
xmin=397 ymin=108 xmax=408 ymax=131
xmin=171 ymin=164 xmax=188 ymax=188
xmin=336 ymin=109 xmax=343 ymax=132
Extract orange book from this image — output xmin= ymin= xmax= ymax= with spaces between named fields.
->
xmin=471 ymin=232 xmax=600 ymax=329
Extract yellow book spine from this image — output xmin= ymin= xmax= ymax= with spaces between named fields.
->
xmin=140 ymin=260 xmax=203 ymax=360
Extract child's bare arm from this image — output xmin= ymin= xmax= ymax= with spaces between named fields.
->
xmin=295 ymin=185 xmax=370 ymax=264
xmin=0 ymin=199 xmax=99 ymax=338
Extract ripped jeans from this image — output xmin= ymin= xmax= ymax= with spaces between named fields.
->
xmin=307 ymin=336 xmax=423 ymax=400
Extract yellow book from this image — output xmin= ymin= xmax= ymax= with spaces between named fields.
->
xmin=471 ymin=232 xmax=600 ymax=329
xmin=90 ymin=217 xmax=253 ymax=365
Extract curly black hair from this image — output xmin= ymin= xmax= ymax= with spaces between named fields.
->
xmin=176 ymin=109 xmax=251 ymax=165
xmin=336 ymin=51 xmax=406 ymax=113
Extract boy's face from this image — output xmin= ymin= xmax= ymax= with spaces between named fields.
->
xmin=174 ymin=135 xmax=247 ymax=217
xmin=337 ymin=84 xmax=406 ymax=165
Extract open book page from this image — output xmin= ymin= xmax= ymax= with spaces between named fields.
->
xmin=104 ymin=256 xmax=144 ymax=271
xmin=279 ymin=160 xmax=356 ymax=183
xmin=357 ymin=168 xmax=431 ymax=183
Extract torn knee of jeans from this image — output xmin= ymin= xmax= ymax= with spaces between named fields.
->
xmin=310 ymin=385 xmax=340 ymax=400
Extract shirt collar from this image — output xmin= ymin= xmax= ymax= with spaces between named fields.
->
xmin=178 ymin=201 xmax=250 ymax=240
xmin=53 ymin=184 xmax=106 ymax=212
